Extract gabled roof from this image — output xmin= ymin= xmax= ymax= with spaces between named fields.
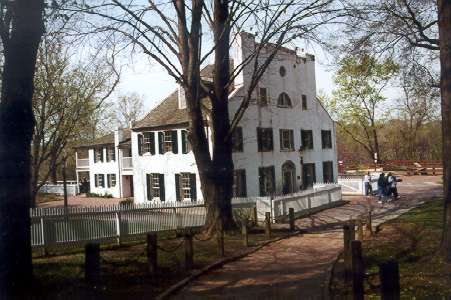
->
xmin=75 ymin=133 xmax=114 ymax=148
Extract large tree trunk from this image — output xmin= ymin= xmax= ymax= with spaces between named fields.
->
xmin=0 ymin=0 xmax=44 ymax=297
xmin=438 ymin=0 xmax=451 ymax=260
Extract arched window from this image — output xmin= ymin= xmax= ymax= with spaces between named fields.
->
xmin=282 ymin=161 xmax=296 ymax=194
xmin=277 ymin=92 xmax=292 ymax=108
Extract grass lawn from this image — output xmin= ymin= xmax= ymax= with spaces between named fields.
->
xmin=331 ymin=197 xmax=451 ymax=298
xmin=32 ymin=227 xmax=290 ymax=299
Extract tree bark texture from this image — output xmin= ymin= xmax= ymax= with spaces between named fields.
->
xmin=0 ymin=0 xmax=44 ymax=296
xmin=438 ymin=0 xmax=451 ymax=259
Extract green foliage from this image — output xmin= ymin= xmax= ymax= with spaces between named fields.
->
xmin=330 ymin=53 xmax=399 ymax=160
xmin=86 ymin=192 xmax=113 ymax=198
xmin=119 ymin=198 xmax=134 ymax=205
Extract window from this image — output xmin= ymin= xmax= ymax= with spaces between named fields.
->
xmin=258 ymin=87 xmax=268 ymax=106
xmin=233 ymin=169 xmax=247 ymax=197
xmin=257 ymin=127 xmax=273 ymax=152
xmin=301 ymin=130 xmax=314 ymax=150
xmin=232 ymin=127 xmax=243 ymax=152
xmin=106 ymin=147 xmax=115 ymax=162
xmin=282 ymin=161 xmax=296 ymax=194
xmin=321 ymin=130 xmax=332 ymax=149
xmin=94 ymin=174 xmax=105 ymax=187
xmin=94 ymin=148 xmax=103 ymax=163
xmin=277 ymin=92 xmax=292 ymax=107
xmin=175 ymin=173 xmax=197 ymax=201
xmin=146 ymin=173 xmax=165 ymax=201
xmin=140 ymin=132 xmax=155 ymax=155
xmin=279 ymin=66 xmax=286 ymax=77
xmin=279 ymin=129 xmax=294 ymax=151
xmin=259 ymin=166 xmax=275 ymax=196
xmin=158 ymin=130 xmax=178 ymax=154
xmin=323 ymin=161 xmax=334 ymax=183
xmin=301 ymin=95 xmax=308 ymax=110
xmin=181 ymin=130 xmax=192 ymax=154
xmin=107 ymin=174 xmax=116 ymax=187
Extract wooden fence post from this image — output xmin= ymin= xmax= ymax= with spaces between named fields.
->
xmin=351 ymin=241 xmax=364 ymax=300
xmin=343 ymin=224 xmax=352 ymax=279
xmin=379 ymin=260 xmax=400 ymax=300
xmin=146 ymin=232 xmax=158 ymax=275
xmin=265 ymin=212 xmax=272 ymax=239
xmin=253 ymin=206 xmax=258 ymax=225
xmin=184 ymin=231 xmax=194 ymax=269
xmin=289 ymin=208 xmax=295 ymax=232
xmin=357 ymin=219 xmax=364 ymax=241
xmin=217 ymin=226 xmax=225 ymax=257
xmin=85 ymin=242 xmax=100 ymax=283
xmin=349 ymin=219 xmax=356 ymax=241
xmin=366 ymin=210 xmax=373 ymax=235
xmin=242 ymin=221 xmax=249 ymax=247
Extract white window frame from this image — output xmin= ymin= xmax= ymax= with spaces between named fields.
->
xmin=163 ymin=131 xmax=173 ymax=153
xmin=152 ymin=173 xmax=161 ymax=198
xmin=181 ymin=173 xmax=191 ymax=200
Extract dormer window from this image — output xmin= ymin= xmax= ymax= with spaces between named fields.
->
xmin=277 ymin=92 xmax=292 ymax=108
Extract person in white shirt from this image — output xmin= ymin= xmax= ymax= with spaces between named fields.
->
xmin=364 ymin=172 xmax=372 ymax=196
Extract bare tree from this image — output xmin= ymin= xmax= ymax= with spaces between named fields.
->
xmin=0 ymin=0 xmax=45 ymax=296
xmin=115 ymin=92 xmax=144 ymax=128
xmin=67 ymin=0 xmax=336 ymax=233
xmin=31 ymin=36 xmax=119 ymax=206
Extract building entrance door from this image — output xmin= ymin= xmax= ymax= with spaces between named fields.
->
xmin=302 ymin=163 xmax=316 ymax=189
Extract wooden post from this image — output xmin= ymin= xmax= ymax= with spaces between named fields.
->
xmin=349 ymin=219 xmax=356 ymax=241
xmin=366 ymin=210 xmax=373 ymax=235
xmin=357 ymin=219 xmax=364 ymax=241
xmin=242 ymin=221 xmax=249 ymax=247
xmin=217 ymin=226 xmax=225 ymax=257
xmin=184 ymin=232 xmax=193 ymax=269
xmin=289 ymin=208 xmax=295 ymax=232
xmin=379 ymin=260 xmax=400 ymax=300
xmin=351 ymin=241 xmax=364 ymax=300
xmin=253 ymin=206 xmax=258 ymax=225
xmin=146 ymin=232 xmax=158 ymax=275
xmin=265 ymin=212 xmax=272 ymax=239
xmin=343 ymin=224 xmax=352 ymax=279
xmin=85 ymin=242 xmax=100 ymax=283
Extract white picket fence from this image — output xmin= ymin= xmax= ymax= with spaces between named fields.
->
xmin=232 ymin=184 xmax=342 ymax=222
xmin=30 ymin=201 xmax=206 ymax=249
xmin=336 ymin=175 xmax=379 ymax=195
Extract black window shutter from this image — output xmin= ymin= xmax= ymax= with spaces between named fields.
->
xmin=241 ymin=170 xmax=247 ymax=197
xmin=158 ymin=132 xmax=164 ymax=154
xmin=138 ymin=134 xmax=143 ymax=156
xmin=150 ymin=132 xmax=155 ymax=154
xmin=279 ymin=129 xmax=283 ymax=151
xmin=101 ymin=148 xmax=104 ymax=162
xmin=175 ymin=174 xmax=181 ymax=201
xmin=93 ymin=149 xmax=97 ymax=163
xmin=189 ymin=174 xmax=197 ymax=201
xmin=171 ymin=130 xmax=178 ymax=154
xmin=159 ymin=174 xmax=165 ymax=201
xmin=101 ymin=174 xmax=105 ymax=187
xmin=111 ymin=148 xmax=115 ymax=161
xmin=181 ymin=130 xmax=187 ymax=154
xmin=106 ymin=149 xmax=109 ymax=162
xmin=95 ymin=174 xmax=98 ymax=187
xmin=107 ymin=174 xmax=110 ymax=188
xmin=258 ymin=168 xmax=265 ymax=196
xmin=146 ymin=174 xmax=152 ymax=200
xmin=271 ymin=167 xmax=276 ymax=193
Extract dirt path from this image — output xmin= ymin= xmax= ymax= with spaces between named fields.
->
xmin=174 ymin=176 xmax=442 ymax=300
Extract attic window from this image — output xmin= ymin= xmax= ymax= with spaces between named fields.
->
xmin=277 ymin=92 xmax=292 ymax=108
xmin=279 ymin=66 xmax=286 ymax=77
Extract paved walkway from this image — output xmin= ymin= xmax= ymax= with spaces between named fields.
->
xmin=174 ymin=176 xmax=443 ymax=299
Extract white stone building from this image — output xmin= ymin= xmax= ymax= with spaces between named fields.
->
xmin=75 ymin=32 xmax=337 ymax=203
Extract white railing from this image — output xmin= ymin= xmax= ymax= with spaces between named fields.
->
xmin=232 ymin=185 xmax=342 ymax=222
xmin=122 ymin=157 xmax=133 ymax=169
xmin=336 ymin=176 xmax=378 ymax=195
xmin=30 ymin=201 xmax=206 ymax=249
xmin=76 ymin=158 xmax=89 ymax=168
xmin=39 ymin=183 xmax=78 ymax=196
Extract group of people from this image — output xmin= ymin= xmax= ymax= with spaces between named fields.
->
xmin=363 ymin=171 xmax=401 ymax=203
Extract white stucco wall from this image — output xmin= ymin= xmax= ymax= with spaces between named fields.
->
xmin=88 ymin=147 xmax=121 ymax=198
xmin=131 ymin=129 xmax=204 ymax=204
